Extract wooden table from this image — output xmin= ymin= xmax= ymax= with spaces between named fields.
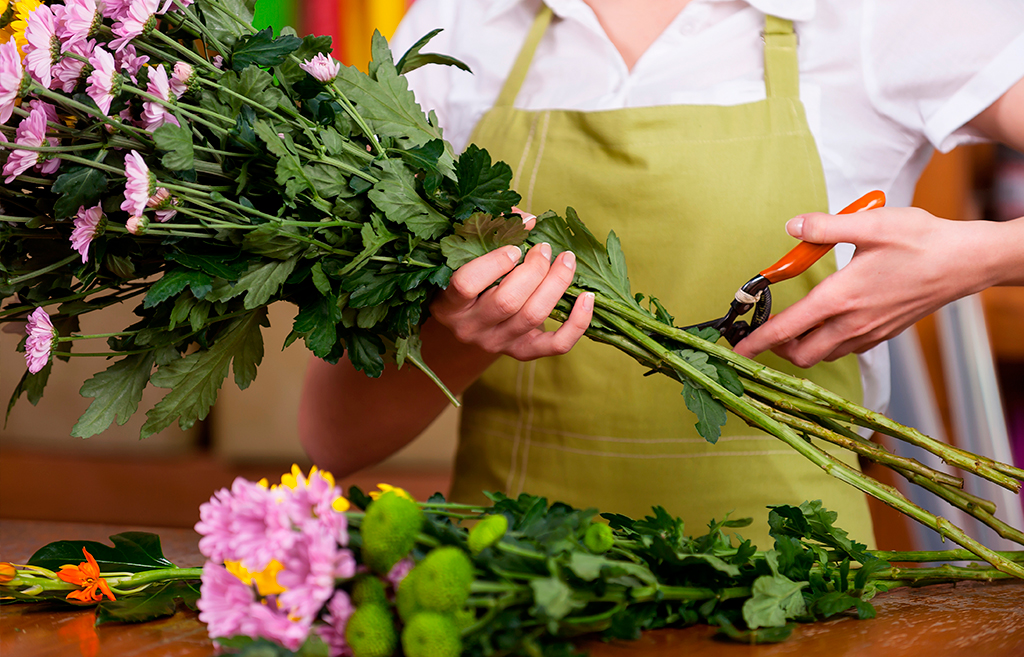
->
xmin=2 ymin=519 xmax=1023 ymax=657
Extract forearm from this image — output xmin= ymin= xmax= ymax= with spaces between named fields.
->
xmin=297 ymin=317 xmax=499 ymax=477
xmin=986 ymin=216 xmax=1024 ymax=286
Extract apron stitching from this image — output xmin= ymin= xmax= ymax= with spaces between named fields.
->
xmin=473 ymin=415 xmax=778 ymax=443
xmin=513 ymin=112 xmax=541 ymax=192
xmin=505 ymin=360 xmax=528 ymax=493
xmin=548 ymin=130 xmax=809 ymax=148
xmin=525 ymin=111 xmax=552 ymax=210
xmin=516 ymin=360 xmax=538 ymax=495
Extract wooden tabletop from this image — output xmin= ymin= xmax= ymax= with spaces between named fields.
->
xmin=2 ymin=519 xmax=1023 ymax=657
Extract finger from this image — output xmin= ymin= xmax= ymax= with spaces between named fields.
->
xmin=436 ymin=245 xmax=522 ymax=312
xmin=475 ymin=242 xmax=554 ymax=324
xmin=498 ymin=250 xmax=579 ymax=336
xmin=508 ymin=291 xmax=594 ymax=360
xmin=733 ymin=300 xmax=832 ymax=359
xmin=786 ymin=211 xmax=886 ymax=247
xmin=511 ymin=206 xmax=537 ymax=231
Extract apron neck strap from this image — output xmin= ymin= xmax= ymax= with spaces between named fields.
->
xmin=494 ymin=4 xmax=554 ymax=108
xmin=763 ymin=15 xmax=800 ymax=99
xmin=494 ymin=7 xmax=800 ymax=107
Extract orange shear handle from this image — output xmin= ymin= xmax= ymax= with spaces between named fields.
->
xmin=759 ymin=190 xmax=886 ymax=284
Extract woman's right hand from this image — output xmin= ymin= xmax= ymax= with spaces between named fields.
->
xmin=429 ymin=215 xmax=595 ymax=361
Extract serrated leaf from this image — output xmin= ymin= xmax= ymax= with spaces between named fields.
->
xmin=341 ymin=268 xmax=399 ymax=309
xmin=345 ymin=331 xmax=384 ymax=377
xmin=52 ymin=166 xmax=107 ymax=219
xmin=712 ymin=359 xmax=744 ymax=396
xmin=742 ymin=574 xmax=807 ymax=629
xmin=141 ymin=310 xmax=267 ymax=437
xmin=207 ymin=257 xmax=298 ymax=310
xmin=293 ymin=294 xmax=342 ymax=358
xmin=683 ymin=381 xmax=727 ymax=444
xmin=304 ymin=162 xmax=353 ymax=199
xmin=144 ymin=268 xmax=213 ymax=308
xmin=196 ymin=0 xmax=256 ymax=50
xmin=368 ymin=160 xmax=450 ymax=239
xmin=71 ymin=353 xmax=155 ymax=438
xmin=396 ymin=28 xmax=472 ymax=75
xmin=166 ymin=249 xmax=248 ymax=280
xmin=231 ymin=27 xmax=301 ymax=70
xmin=241 ymin=223 xmax=304 ymax=259
xmin=153 ymin=122 xmax=195 ymax=171
xmin=254 ymin=120 xmax=309 ymax=199
xmin=440 ymin=212 xmax=529 ymax=270
xmin=530 ymin=577 xmax=586 ymax=621
xmin=28 ymin=532 xmax=174 ymax=572
xmin=452 ymin=145 xmax=521 ymax=219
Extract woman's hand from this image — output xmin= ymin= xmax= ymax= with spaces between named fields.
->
xmin=429 ymin=212 xmax=595 ymax=361
xmin=734 ymin=206 xmax=1006 ymax=367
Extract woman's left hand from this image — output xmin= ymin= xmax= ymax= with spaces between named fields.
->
xmin=733 ymin=206 xmax=1003 ymax=367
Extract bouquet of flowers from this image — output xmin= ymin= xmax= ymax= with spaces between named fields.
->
xmin=4 ymin=467 xmax=1022 ymax=655
xmin=1 ymin=0 xmax=1023 ymax=575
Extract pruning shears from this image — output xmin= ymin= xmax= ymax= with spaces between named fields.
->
xmin=686 ymin=190 xmax=887 ymax=346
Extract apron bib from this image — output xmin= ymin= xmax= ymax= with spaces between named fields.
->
xmin=452 ymin=7 xmax=874 ymax=547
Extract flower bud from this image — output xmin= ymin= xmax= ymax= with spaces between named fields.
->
xmin=126 ymin=215 xmax=149 ymax=235
xmin=171 ymin=61 xmax=196 ymax=96
xmin=0 ymin=562 xmax=16 ymax=583
xmin=299 ymin=52 xmax=341 ymax=83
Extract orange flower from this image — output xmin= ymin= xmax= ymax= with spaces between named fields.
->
xmin=57 ymin=548 xmax=116 ymax=603
xmin=0 ymin=561 xmax=15 ymax=583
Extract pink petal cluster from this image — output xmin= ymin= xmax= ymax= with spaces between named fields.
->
xmin=24 ymin=308 xmax=56 ymax=374
xmin=86 ymin=47 xmax=119 ymax=114
xmin=159 ymin=0 xmax=195 ymax=13
xmin=110 ymin=0 xmax=160 ymax=51
xmin=170 ymin=61 xmax=193 ymax=96
xmin=115 ymin=44 xmax=150 ymax=84
xmin=142 ymin=65 xmax=179 ymax=131
xmin=58 ymin=0 xmax=102 ymax=48
xmin=120 ymin=150 xmax=153 ymax=217
xmin=0 ymin=40 xmax=26 ymax=125
xmin=316 ymin=591 xmax=355 ymax=657
xmin=126 ymin=215 xmax=149 ymax=235
xmin=71 ymin=204 xmax=105 ymax=263
xmin=3 ymin=105 xmax=59 ymax=183
xmin=299 ymin=53 xmax=340 ymax=83
xmin=195 ymin=477 xmax=296 ymax=570
xmin=103 ymin=0 xmax=134 ymax=20
xmin=23 ymin=3 xmax=59 ymax=89
xmin=147 ymin=188 xmax=179 ymax=222
xmin=53 ymin=38 xmax=98 ymax=92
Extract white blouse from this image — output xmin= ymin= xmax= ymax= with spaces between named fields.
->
xmin=391 ymin=0 xmax=1024 ymax=411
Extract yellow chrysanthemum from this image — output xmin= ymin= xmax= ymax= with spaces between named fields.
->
xmin=225 ymin=559 xmax=287 ymax=597
xmin=369 ymin=483 xmax=413 ymax=501
xmin=8 ymin=0 xmax=40 ymax=55
xmin=0 ymin=1 xmax=14 ymax=46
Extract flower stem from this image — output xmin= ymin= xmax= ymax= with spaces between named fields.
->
xmin=4 ymin=255 xmax=80 ymax=286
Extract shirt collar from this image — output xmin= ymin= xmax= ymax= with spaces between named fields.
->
xmin=484 ymin=0 xmax=817 ymax=24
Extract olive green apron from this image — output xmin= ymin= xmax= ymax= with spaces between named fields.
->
xmin=451 ymin=6 xmax=874 ymax=548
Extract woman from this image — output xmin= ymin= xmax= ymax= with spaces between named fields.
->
xmin=300 ymin=0 xmax=1024 ymax=546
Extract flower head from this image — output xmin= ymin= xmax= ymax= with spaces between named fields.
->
xmin=299 ymin=53 xmax=340 ymax=83
xmin=58 ymin=0 xmax=101 ymax=48
xmin=22 ymin=2 xmax=58 ymax=88
xmin=71 ymin=204 xmax=104 ymax=263
xmin=126 ymin=214 xmax=148 ymax=235
xmin=86 ymin=46 xmax=119 ymax=114
xmin=317 ymin=590 xmax=355 ymax=657
xmin=52 ymin=37 xmax=96 ymax=92
xmin=142 ymin=64 xmax=178 ymax=131
xmin=369 ymin=483 xmax=412 ymax=501
xmin=195 ymin=476 xmax=296 ymax=570
xmin=0 ymin=562 xmax=17 ymax=583
xmin=0 ymin=39 xmax=27 ymax=124
xmin=24 ymin=306 xmax=56 ymax=374
xmin=276 ymin=525 xmax=356 ymax=623
xmin=56 ymin=548 xmax=116 ymax=603
xmin=2 ymin=104 xmax=57 ymax=183
xmin=169 ymin=60 xmax=193 ymax=96
xmin=120 ymin=150 xmax=153 ymax=217
xmin=110 ymin=0 xmax=159 ymax=51
xmin=115 ymin=43 xmax=148 ymax=83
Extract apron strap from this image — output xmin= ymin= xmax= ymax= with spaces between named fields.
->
xmin=763 ymin=15 xmax=800 ymax=99
xmin=494 ymin=4 xmax=554 ymax=108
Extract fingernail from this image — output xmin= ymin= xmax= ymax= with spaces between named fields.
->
xmin=519 ymin=210 xmax=536 ymax=224
xmin=538 ymin=242 xmax=552 ymax=260
xmin=582 ymin=291 xmax=594 ymax=310
xmin=786 ymin=216 xmax=805 ymax=237
xmin=562 ymin=251 xmax=576 ymax=268
xmin=506 ymin=245 xmax=522 ymax=264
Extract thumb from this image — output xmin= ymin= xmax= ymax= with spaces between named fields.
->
xmin=786 ymin=211 xmax=882 ymax=246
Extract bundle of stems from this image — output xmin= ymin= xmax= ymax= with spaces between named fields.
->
xmin=548 ymin=287 xmax=1024 ymax=578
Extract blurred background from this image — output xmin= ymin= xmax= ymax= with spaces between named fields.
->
xmin=1 ymin=1 xmax=1021 ymax=552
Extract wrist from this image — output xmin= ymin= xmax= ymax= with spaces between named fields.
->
xmin=982 ymin=216 xmax=1024 ymax=287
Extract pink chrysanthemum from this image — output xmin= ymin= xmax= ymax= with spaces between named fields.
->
xmin=71 ymin=204 xmax=105 ymax=263
xmin=142 ymin=65 xmax=179 ymax=131
xmin=317 ymin=591 xmax=355 ymax=657
xmin=23 ymin=3 xmax=60 ymax=89
xmin=120 ymin=150 xmax=154 ymax=217
xmin=86 ymin=46 xmax=120 ymax=114
xmin=3 ymin=105 xmax=57 ymax=183
xmin=27 ymin=99 xmax=59 ymax=125
xmin=24 ymin=307 xmax=56 ymax=374
xmin=210 ymin=54 xmax=224 ymax=69
xmin=115 ymin=44 xmax=149 ymax=84
xmin=169 ymin=61 xmax=193 ymax=96
xmin=387 ymin=557 xmax=414 ymax=589
xmin=198 ymin=564 xmax=311 ymax=651
xmin=126 ymin=215 xmax=148 ymax=235
xmin=195 ymin=477 xmax=297 ymax=571
xmin=299 ymin=53 xmax=340 ymax=83
xmin=0 ymin=40 xmax=27 ymax=125
xmin=158 ymin=0 xmax=195 ymax=14
xmin=103 ymin=0 xmax=132 ymax=20
xmin=110 ymin=0 xmax=159 ymax=52
xmin=52 ymin=37 xmax=97 ymax=92
xmin=58 ymin=0 xmax=102 ymax=48
xmin=147 ymin=188 xmax=179 ymax=222
xmin=277 ymin=527 xmax=356 ymax=623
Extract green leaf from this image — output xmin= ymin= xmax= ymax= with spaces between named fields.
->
xmin=6 ymin=363 xmax=51 ymax=423
xmin=208 ymin=257 xmax=298 ymax=310
xmin=293 ymin=294 xmax=342 ymax=358
xmin=254 ymin=120 xmax=309 ymax=199
xmin=141 ymin=310 xmax=267 ymax=437
xmin=440 ymin=212 xmax=529 ymax=270
xmin=395 ymin=29 xmax=472 ymax=75
xmin=567 ymin=552 xmax=658 ymax=586
xmin=712 ymin=359 xmax=744 ymax=396
xmin=809 ymin=591 xmax=876 ymax=620
xmin=742 ymin=574 xmax=807 ymax=629
xmin=241 ymin=223 xmax=304 ymax=259
xmin=166 ymin=249 xmax=248 ymax=280
xmin=231 ymin=27 xmax=302 ymax=70
xmin=683 ymin=381 xmax=727 ymax=444
xmin=342 ymin=268 xmax=399 ymax=309
xmin=96 ymin=581 xmax=198 ymax=625
xmin=196 ymin=0 xmax=256 ymax=50
xmin=368 ymin=160 xmax=450 ymax=240
xmin=714 ymin=613 xmax=795 ymax=644
xmin=345 ymin=331 xmax=384 ymax=377
xmin=28 ymin=532 xmax=175 ymax=572
xmin=277 ymin=31 xmax=334 ymax=86
xmin=530 ymin=577 xmax=586 ymax=621
xmin=153 ymin=122 xmax=195 ymax=171
xmin=529 ymin=208 xmax=636 ymax=307
xmin=71 ymin=353 xmax=155 ymax=438
xmin=52 ymin=166 xmax=107 ymax=219
xmin=304 ymin=162 xmax=354 ymax=200
xmin=144 ymin=268 xmax=213 ymax=308
xmin=452 ymin=145 xmax=521 ymax=219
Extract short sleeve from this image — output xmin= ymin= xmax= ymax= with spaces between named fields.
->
xmin=390 ymin=0 xmax=459 ymax=136
xmin=863 ymin=0 xmax=1024 ymax=152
